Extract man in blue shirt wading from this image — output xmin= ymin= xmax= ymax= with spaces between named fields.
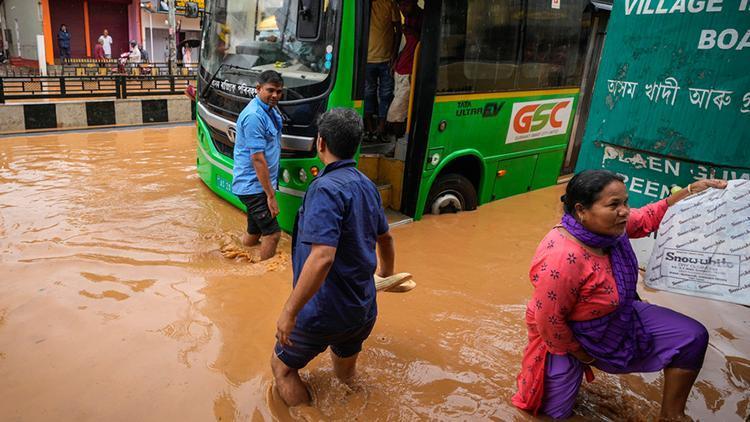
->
xmin=232 ymin=70 xmax=284 ymax=260
xmin=272 ymin=109 xmax=396 ymax=406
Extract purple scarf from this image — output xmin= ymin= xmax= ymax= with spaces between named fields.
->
xmin=562 ymin=214 xmax=653 ymax=369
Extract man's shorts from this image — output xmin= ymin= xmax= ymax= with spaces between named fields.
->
xmin=237 ymin=193 xmax=280 ymax=236
xmin=274 ymin=318 xmax=376 ymax=369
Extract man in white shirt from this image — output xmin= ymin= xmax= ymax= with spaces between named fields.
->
xmin=100 ymin=29 xmax=113 ymax=58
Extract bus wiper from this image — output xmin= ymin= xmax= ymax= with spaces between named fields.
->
xmin=200 ymin=63 xmax=255 ymax=99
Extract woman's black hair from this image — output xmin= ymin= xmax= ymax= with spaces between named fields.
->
xmin=561 ymin=170 xmax=625 ymax=214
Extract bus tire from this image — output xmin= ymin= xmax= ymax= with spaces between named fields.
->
xmin=426 ymin=173 xmax=478 ymax=215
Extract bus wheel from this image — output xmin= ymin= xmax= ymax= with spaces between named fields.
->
xmin=426 ymin=174 xmax=478 ymax=215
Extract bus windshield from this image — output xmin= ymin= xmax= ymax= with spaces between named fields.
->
xmin=201 ymin=0 xmax=338 ymax=98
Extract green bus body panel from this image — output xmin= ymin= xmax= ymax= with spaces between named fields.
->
xmin=196 ymin=0 xmax=583 ymax=228
xmin=413 ymin=92 xmax=578 ymax=219
xmin=576 ymin=0 xmax=750 ymax=207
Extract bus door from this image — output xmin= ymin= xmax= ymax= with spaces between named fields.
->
xmin=564 ymin=2 xmax=611 ymax=174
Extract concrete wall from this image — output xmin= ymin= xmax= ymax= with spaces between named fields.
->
xmin=1 ymin=0 xmax=44 ymax=60
xmin=0 ymin=96 xmax=195 ymax=134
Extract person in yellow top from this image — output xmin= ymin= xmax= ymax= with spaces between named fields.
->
xmin=365 ymin=0 xmax=401 ymax=140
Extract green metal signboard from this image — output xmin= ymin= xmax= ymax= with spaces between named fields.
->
xmin=576 ymin=0 xmax=750 ymax=206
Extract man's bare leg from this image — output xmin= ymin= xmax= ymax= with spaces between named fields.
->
xmin=242 ymin=232 xmax=260 ymax=247
xmin=659 ymin=367 xmax=699 ymax=420
xmin=271 ymin=353 xmax=311 ymax=406
xmin=260 ymin=231 xmax=281 ymax=260
xmin=331 ymin=351 xmax=359 ymax=384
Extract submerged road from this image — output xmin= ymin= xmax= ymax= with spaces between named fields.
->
xmin=0 ymin=125 xmax=747 ymax=421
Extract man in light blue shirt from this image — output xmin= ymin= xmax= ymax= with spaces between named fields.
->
xmin=232 ymin=70 xmax=284 ymax=260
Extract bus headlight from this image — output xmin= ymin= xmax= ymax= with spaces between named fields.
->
xmin=299 ymin=168 xmax=308 ymax=184
xmin=282 ymin=169 xmax=291 ymax=184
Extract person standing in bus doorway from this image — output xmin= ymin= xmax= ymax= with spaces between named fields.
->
xmin=232 ymin=70 xmax=284 ymax=261
xmin=57 ymin=24 xmax=71 ymax=63
xmin=365 ymin=0 xmax=401 ymax=141
xmin=100 ymin=29 xmax=113 ymax=59
xmin=387 ymin=0 xmax=422 ymax=139
xmin=272 ymin=109 xmax=396 ymax=406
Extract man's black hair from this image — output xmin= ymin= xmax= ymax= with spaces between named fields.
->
xmin=257 ymin=70 xmax=284 ymax=86
xmin=317 ymin=108 xmax=363 ymax=160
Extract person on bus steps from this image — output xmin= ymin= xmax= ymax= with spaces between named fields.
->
xmin=272 ymin=109 xmax=396 ymax=406
xmin=364 ymin=0 xmax=401 ymax=141
xmin=232 ymin=70 xmax=284 ymax=261
xmin=387 ymin=0 xmax=423 ymax=139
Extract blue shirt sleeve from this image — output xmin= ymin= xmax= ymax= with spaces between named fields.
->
xmin=239 ymin=111 xmax=267 ymax=155
xmin=376 ymin=205 xmax=389 ymax=236
xmin=300 ymin=185 xmax=344 ymax=247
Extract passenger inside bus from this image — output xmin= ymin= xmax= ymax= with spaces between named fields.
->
xmin=386 ymin=0 xmax=423 ymax=139
xmin=365 ymin=0 xmax=402 ymax=142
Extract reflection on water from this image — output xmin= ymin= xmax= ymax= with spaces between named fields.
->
xmin=0 ymin=126 xmax=747 ymax=421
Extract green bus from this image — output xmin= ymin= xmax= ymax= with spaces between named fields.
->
xmin=196 ymin=0 xmax=605 ymax=232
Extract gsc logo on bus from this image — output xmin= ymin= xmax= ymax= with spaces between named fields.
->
xmin=505 ymin=97 xmax=574 ymax=144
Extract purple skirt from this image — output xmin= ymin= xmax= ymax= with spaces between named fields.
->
xmin=541 ymin=302 xmax=708 ymax=419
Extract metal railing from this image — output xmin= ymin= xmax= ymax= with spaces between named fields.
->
xmin=0 ymin=74 xmax=195 ymax=103
xmin=0 ymin=61 xmax=198 ymax=78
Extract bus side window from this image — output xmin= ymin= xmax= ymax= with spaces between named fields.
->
xmin=436 ymin=0 xmax=591 ymax=94
xmin=437 ymin=0 xmax=522 ymax=94
xmin=518 ymin=0 xmax=590 ymax=90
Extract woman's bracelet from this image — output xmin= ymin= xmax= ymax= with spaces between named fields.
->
xmin=582 ymin=356 xmax=596 ymax=365
xmin=687 ymin=183 xmax=693 ymax=195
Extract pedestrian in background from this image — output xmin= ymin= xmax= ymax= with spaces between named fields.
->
xmin=272 ymin=108 xmax=396 ymax=406
xmin=57 ymin=24 xmax=71 ymax=63
xmin=99 ymin=29 xmax=113 ymax=58
xmin=93 ymin=38 xmax=105 ymax=61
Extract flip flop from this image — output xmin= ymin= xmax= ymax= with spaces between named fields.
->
xmin=375 ymin=272 xmax=412 ymax=291
xmin=386 ymin=279 xmax=416 ymax=293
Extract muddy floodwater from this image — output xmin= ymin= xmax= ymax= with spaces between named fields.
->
xmin=0 ymin=125 xmax=748 ymax=421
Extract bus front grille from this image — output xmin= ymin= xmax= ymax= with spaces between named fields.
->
xmin=207 ymin=125 xmax=234 ymax=158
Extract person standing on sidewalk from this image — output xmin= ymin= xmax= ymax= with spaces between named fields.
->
xmin=271 ymin=108 xmax=396 ymax=406
xmin=232 ymin=70 xmax=284 ymax=261
xmin=100 ymin=29 xmax=113 ymax=59
xmin=364 ymin=0 xmax=401 ymax=140
xmin=57 ymin=24 xmax=71 ymax=62
xmin=93 ymin=38 xmax=106 ymax=61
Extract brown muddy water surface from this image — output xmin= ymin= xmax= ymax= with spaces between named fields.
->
xmin=0 ymin=125 xmax=748 ymax=421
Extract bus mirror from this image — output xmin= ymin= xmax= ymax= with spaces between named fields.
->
xmin=185 ymin=2 xmax=199 ymax=18
xmin=296 ymin=0 xmax=323 ymax=41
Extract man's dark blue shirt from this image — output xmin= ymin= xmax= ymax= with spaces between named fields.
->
xmin=292 ymin=159 xmax=389 ymax=333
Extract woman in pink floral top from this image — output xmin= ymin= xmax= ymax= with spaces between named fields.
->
xmin=512 ymin=170 xmax=727 ymax=420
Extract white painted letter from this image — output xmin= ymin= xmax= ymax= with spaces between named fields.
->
xmin=738 ymin=30 xmax=750 ymax=50
xmin=698 ymin=29 xmax=717 ymax=49
xmin=630 ymin=177 xmax=645 ymax=194
xmin=706 ymin=0 xmax=723 ymax=12
xmin=670 ymin=0 xmax=687 ymax=13
xmin=625 ymin=0 xmax=640 ymax=14
xmin=718 ymin=29 xmax=739 ymax=49
xmin=688 ymin=0 xmax=706 ymax=13
xmin=644 ymin=180 xmax=660 ymax=198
